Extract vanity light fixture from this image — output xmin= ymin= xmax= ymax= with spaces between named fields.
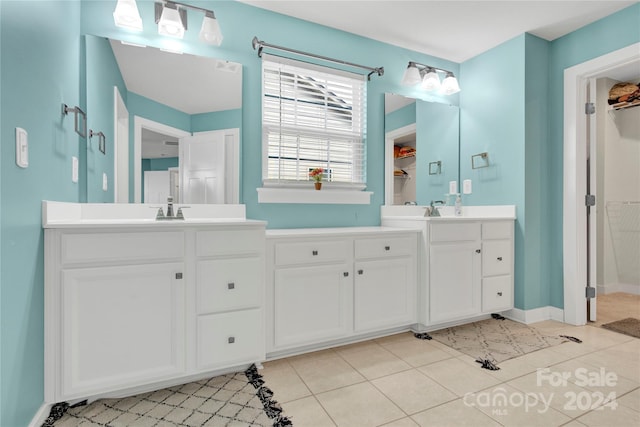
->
xmin=113 ymin=0 xmax=143 ymax=31
xmin=401 ymin=61 xmax=461 ymax=94
xmin=154 ymin=1 xmax=223 ymax=45
xmin=156 ymin=1 xmax=186 ymax=39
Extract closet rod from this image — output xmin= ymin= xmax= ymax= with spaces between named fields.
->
xmin=252 ymin=36 xmax=384 ymax=80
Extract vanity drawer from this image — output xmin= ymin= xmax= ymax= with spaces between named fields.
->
xmin=430 ymin=222 xmax=480 ymax=243
xmin=275 ymin=239 xmax=351 ymax=266
xmin=482 ymin=240 xmax=512 ymax=276
xmin=61 ymin=232 xmax=184 ymax=265
xmin=354 ymin=235 xmax=416 ymax=259
xmin=482 ymin=275 xmax=513 ymax=312
xmin=196 ymin=257 xmax=262 ymax=314
xmin=196 ymin=229 xmax=264 ymax=257
xmin=197 ymin=309 xmax=263 ymax=370
xmin=482 ymin=221 xmax=513 ymax=240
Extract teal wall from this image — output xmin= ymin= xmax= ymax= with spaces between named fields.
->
xmin=85 ymin=34 xmax=127 ymax=203
xmin=460 ymin=35 xmax=528 ymax=308
xmin=1 ymin=1 xmax=638 ymax=425
xmin=0 ymin=1 xmax=82 ymax=425
xmin=385 ymin=102 xmax=416 ymax=132
xmin=547 ymin=3 xmax=640 ymax=308
xmin=416 ymin=101 xmax=459 ymax=205
xmin=191 ymin=108 xmax=242 ymax=133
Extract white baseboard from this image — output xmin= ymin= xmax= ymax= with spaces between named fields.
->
xmin=505 ymin=306 xmax=565 ymax=325
xmin=597 ymin=283 xmax=640 ymax=295
xmin=29 ymin=403 xmax=52 ymax=427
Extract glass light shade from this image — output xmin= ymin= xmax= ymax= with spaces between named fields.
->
xmin=440 ymin=73 xmax=461 ymax=94
xmin=401 ymin=64 xmax=422 ymax=86
xmin=158 ymin=5 xmax=185 ymax=39
xmin=421 ymin=70 xmax=441 ymax=91
xmin=113 ymin=0 xmax=143 ymax=31
xmin=199 ymin=15 xmax=223 ymax=46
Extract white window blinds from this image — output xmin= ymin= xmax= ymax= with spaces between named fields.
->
xmin=262 ymin=56 xmax=367 ymax=188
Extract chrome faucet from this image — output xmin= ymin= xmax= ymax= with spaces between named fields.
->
xmin=429 ymin=200 xmax=445 ymax=217
xmin=154 ymin=196 xmax=187 ymax=220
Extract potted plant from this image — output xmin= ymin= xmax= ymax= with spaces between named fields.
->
xmin=309 ymin=167 xmax=324 ymax=190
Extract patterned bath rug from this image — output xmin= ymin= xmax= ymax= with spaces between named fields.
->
xmin=43 ymin=365 xmax=291 ymax=427
xmin=430 ymin=318 xmax=569 ymax=364
xmin=602 ymin=317 xmax=640 ymax=339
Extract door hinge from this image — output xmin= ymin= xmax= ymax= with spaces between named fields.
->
xmin=585 ymin=286 xmax=596 ymax=299
xmin=585 ymin=102 xmax=595 ymax=115
xmin=585 ymin=194 xmax=596 ymax=207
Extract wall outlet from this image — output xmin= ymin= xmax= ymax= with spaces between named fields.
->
xmin=463 ymin=179 xmax=472 ymax=194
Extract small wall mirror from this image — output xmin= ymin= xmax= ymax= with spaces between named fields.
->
xmin=85 ymin=35 xmax=242 ymax=204
xmin=384 ymin=93 xmax=460 ymax=205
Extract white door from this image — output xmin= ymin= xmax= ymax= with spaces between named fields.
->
xmin=180 ymin=129 xmax=239 ymax=204
xmin=144 ymin=170 xmax=170 ymax=204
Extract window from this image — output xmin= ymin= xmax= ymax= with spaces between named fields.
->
xmin=261 ymin=55 xmax=366 ymax=189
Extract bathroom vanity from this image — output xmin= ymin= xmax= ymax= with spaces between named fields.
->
xmin=42 ymin=202 xmax=266 ymax=403
xmin=265 ymin=227 xmax=419 ymax=357
xmin=382 ymin=205 xmax=516 ymax=330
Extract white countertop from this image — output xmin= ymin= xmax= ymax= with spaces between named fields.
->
xmin=42 ymin=201 xmax=266 ymax=229
xmin=381 ymin=205 xmax=516 ymax=221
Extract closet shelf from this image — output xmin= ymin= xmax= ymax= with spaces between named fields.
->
xmin=609 ymin=99 xmax=640 ymax=111
xmin=395 ymin=152 xmax=416 ymax=160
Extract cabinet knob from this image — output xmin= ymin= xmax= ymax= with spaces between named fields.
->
xmin=228 ymin=337 xmax=235 ymax=344
xmin=384 ymin=245 xmax=390 ymax=251
xmin=312 ymin=250 xmax=318 ymax=256
xmin=175 ymin=272 xmax=183 ymax=279
xmin=475 ymin=249 xmax=481 ymax=254
xmin=358 ymin=269 xmax=364 ymax=275
xmin=344 ymin=272 xmax=349 ymax=277
xmin=497 ymin=257 xmax=503 ymax=261
xmin=497 ymin=292 xmax=503 ymax=296
xmin=228 ymin=282 xmax=235 ymax=290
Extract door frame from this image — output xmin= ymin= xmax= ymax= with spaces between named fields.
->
xmin=113 ymin=87 xmax=129 ymax=203
xmin=562 ymin=42 xmax=640 ymax=325
xmin=384 ymin=123 xmax=417 ymax=206
xmin=133 ymin=116 xmax=190 ymax=203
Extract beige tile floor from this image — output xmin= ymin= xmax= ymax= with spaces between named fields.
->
xmin=261 ymin=321 xmax=640 ymax=427
xmin=590 ymin=292 xmax=640 ymax=327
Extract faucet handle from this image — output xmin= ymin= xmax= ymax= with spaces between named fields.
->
xmin=154 ymin=207 xmax=165 ymax=220
xmin=175 ymin=206 xmax=190 ymax=220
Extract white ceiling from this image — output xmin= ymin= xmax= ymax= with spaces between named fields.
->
xmin=239 ymin=0 xmax=637 ymax=63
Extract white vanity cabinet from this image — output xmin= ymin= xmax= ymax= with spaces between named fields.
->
xmin=381 ymin=205 xmax=516 ymax=330
xmin=46 ymin=230 xmax=187 ymax=401
xmin=43 ymin=203 xmax=266 ymax=404
xmin=266 ymin=228 xmax=418 ymax=356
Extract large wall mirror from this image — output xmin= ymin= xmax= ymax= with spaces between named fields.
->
xmin=85 ymin=35 xmax=242 ymax=204
xmin=384 ymin=93 xmax=459 ymax=206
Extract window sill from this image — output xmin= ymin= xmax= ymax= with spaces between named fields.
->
xmin=257 ymin=187 xmax=373 ymax=204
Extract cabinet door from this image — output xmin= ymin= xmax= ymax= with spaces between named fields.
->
xmin=274 ymin=263 xmax=351 ymax=349
xmin=354 ymin=258 xmax=416 ymax=332
xmin=61 ymin=263 xmax=185 ymax=399
xmin=429 ymin=243 xmax=481 ymax=323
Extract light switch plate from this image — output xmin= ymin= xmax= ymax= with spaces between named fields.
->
xmin=102 ymin=173 xmax=108 ymax=191
xmin=16 ymin=127 xmax=28 ymax=168
xmin=463 ymin=179 xmax=472 ymax=194
xmin=72 ymin=157 xmax=78 ymax=183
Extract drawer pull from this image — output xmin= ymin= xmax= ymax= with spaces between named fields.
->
xmin=312 ymin=250 xmax=318 ymax=256
xmin=228 ymin=282 xmax=235 ymax=290
xmin=358 ymin=269 xmax=364 ymax=275
xmin=497 ymin=257 xmax=503 ymax=261
xmin=343 ymin=272 xmax=349 ymax=277
xmin=228 ymin=337 xmax=235 ymax=344
xmin=497 ymin=292 xmax=503 ymax=296
xmin=384 ymin=246 xmax=390 ymax=251
xmin=475 ymin=249 xmax=481 ymax=254
xmin=175 ymin=272 xmax=183 ymax=279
